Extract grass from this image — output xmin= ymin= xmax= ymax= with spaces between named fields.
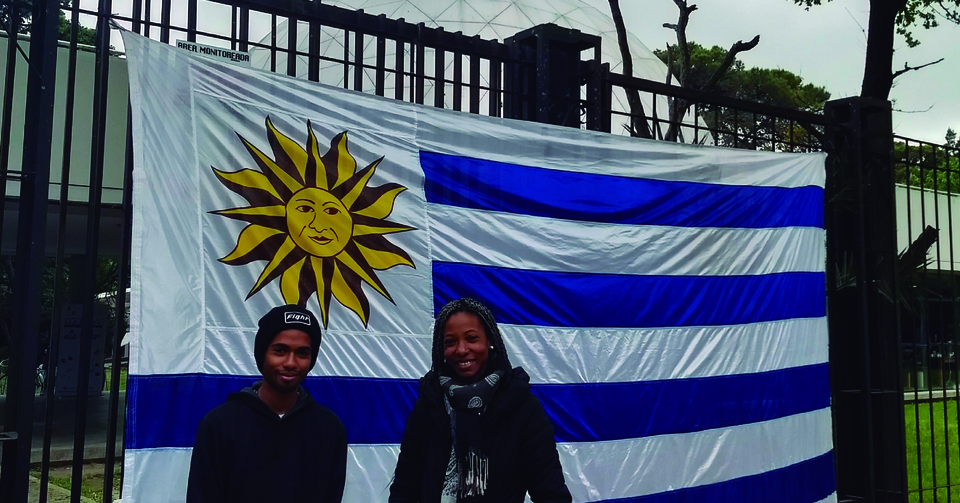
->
xmin=907 ymin=401 xmax=960 ymax=502
xmin=101 ymin=366 xmax=128 ymax=393
xmin=34 ymin=463 xmax=122 ymax=503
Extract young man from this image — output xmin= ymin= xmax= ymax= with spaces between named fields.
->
xmin=187 ymin=305 xmax=347 ymax=503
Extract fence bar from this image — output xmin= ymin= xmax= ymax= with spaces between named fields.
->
xmin=160 ymin=0 xmax=171 ymax=43
xmin=434 ymin=42 xmax=444 ymax=108
xmin=375 ymin=30 xmax=386 ymax=97
xmin=452 ymin=50 xmax=462 ymax=111
xmin=489 ymin=57 xmax=500 ymax=118
xmin=38 ymin=2 xmax=84 ymax=500
xmin=0 ymin=0 xmax=60 ymax=499
xmin=132 ymin=0 xmax=143 ymax=34
xmin=269 ymin=14 xmax=277 ymax=73
xmin=932 ymin=146 xmax=953 ymax=503
xmin=353 ymin=29 xmax=363 ymax=92
xmin=343 ymin=29 xmax=350 ymax=89
xmin=951 ymin=146 xmax=960 ymax=503
xmin=0 ymin=11 xmax=21 ymax=259
xmin=187 ymin=0 xmax=198 ymax=42
xmin=394 ymin=38 xmax=404 ymax=101
xmin=287 ymin=16 xmax=298 ymax=77
xmin=238 ymin=7 xmax=249 ymax=52
xmin=414 ymin=29 xmax=424 ymax=104
xmin=920 ymin=143 xmax=938 ymax=503
xmin=469 ymin=48 xmax=480 ymax=114
xmin=144 ymin=0 xmax=152 ymax=38
xmin=902 ymin=139 xmax=925 ymax=503
xmin=308 ymin=21 xmax=320 ymax=82
xmin=70 ymin=1 xmax=113 ymax=499
xmin=102 ymin=107 xmax=135 ymax=503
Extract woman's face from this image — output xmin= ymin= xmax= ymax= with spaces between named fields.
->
xmin=443 ymin=312 xmax=490 ymax=383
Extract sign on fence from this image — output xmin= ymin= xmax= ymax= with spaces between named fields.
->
xmin=56 ymin=303 xmax=107 ymax=396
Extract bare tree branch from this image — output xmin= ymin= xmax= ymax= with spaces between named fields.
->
xmin=892 ymin=103 xmax=936 ymax=114
xmin=663 ymin=0 xmax=698 ymax=87
xmin=891 ymin=57 xmax=945 ymax=80
xmin=701 ymin=35 xmax=760 ymax=91
xmin=608 ymin=0 xmax=653 ymax=139
xmin=658 ymin=0 xmax=760 ymax=142
xmin=936 ymin=1 xmax=960 ymax=24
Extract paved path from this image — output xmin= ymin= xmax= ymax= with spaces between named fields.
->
xmin=0 ymin=391 xmax=125 ymax=463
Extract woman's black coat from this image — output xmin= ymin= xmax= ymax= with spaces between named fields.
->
xmin=389 ymin=367 xmax=572 ymax=503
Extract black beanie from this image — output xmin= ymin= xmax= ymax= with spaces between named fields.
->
xmin=254 ymin=305 xmax=323 ymax=371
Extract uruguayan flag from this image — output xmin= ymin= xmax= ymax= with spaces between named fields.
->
xmin=121 ymin=30 xmax=833 ymax=503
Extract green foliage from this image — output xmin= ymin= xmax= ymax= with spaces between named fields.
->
xmin=790 ymin=0 xmax=960 ymax=48
xmin=57 ymin=11 xmax=98 ymax=46
xmin=654 ymin=42 xmax=830 ymax=109
xmin=0 ymin=257 xmax=125 ymax=364
xmin=894 ymin=132 xmax=960 ymax=192
xmin=653 ymin=41 xmax=831 ymax=150
xmin=1 ymin=3 xmax=98 ymax=46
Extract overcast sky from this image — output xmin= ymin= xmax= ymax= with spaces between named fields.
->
xmin=620 ymin=0 xmax=959 ymax=144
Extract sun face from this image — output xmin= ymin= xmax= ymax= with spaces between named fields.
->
xmin=286 ymin=187 xmax=354 ymax=257
xmin=210 ymin=117 xmax=416 ymax=327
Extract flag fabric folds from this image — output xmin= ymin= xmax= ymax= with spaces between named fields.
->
xmin=121 ymin=30 xmax=833 ymax=503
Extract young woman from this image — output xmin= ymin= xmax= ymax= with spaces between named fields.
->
xmin=389 ymin=298 xmax=572 ymax=503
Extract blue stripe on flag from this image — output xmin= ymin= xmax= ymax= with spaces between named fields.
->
xmin=126 ymin=364 xmax=828 ymax=449
xmin=599 ymin=451 xmax=835 ymax=503
xmin=420 ymin=151 xmax=824 ymax=228
xmin=433 ymin=262 xmax=825 ymax=328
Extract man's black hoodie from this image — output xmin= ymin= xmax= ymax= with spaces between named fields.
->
xmin=186 ymin=383 xmax=347 ymax=503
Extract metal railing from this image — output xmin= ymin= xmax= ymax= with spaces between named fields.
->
xmin=895 ymin=134 xmax=960 ymax=502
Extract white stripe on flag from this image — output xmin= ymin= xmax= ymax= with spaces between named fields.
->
xmin=198 ymin=317 xmax=827 ymax=383
xmin=428 ymin=205 xmax=825 ymax=276
xmin=557 ymin=407 xmax=833 ymax=502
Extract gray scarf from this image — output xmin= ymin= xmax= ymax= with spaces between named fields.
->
xmin=439 ymin=371 xmax=505 ymax=499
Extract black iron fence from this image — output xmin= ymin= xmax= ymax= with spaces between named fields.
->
xmin=0 ymin=0 xmax=948 ymax=502
xmin=893 ymin=135 xmax=960 ymax=502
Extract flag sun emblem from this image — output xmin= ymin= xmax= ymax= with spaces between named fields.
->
xmin=211 ymin=117 xmax=416 ymax=327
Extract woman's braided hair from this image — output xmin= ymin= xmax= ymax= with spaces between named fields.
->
xmin=431 ymin=298 xmax=511 ymax=371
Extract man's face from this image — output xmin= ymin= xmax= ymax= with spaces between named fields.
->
xmin=261 ymin=329 xmax=313 ymax=394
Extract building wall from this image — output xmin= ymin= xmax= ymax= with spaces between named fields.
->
xmin=0 ymin=34 xmax=128 ymax=205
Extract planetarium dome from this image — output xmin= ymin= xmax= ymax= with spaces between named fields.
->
xmin=253 ymin=0 xmax=698 ymax=138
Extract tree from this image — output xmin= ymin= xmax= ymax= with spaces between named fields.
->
xmin=607 ymin=0 xmax=759 ymax=142
xmin=654 ymin=41 xmax=831 ymax=149
xmin=790 ymin=0 xmax=959 ymax=100
xmin=893 ymin=129 xmax=960 ymax=191
xmin=0 ymin=258 xmax=122 ymax=370
xmin=655 ymin=42 xmax=831 ymax=109
xmin=57 ymin=11 xmax=97 ymax=46
xmin=1 ymin=2 xmax=97 ymax=46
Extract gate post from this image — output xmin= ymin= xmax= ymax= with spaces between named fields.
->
xmin=824 ymin=98 xmax=905 ymax=503
xmin=504 ymin=24 xmax=600 ymax=128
